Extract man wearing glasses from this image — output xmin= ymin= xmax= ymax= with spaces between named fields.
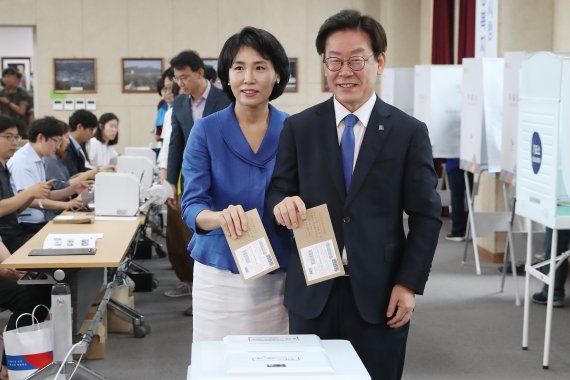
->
xmin=7 ymin=116 xmax=90 ymax=235
xmin=267 ymin=10 xmax=441 ymax=380
xmin=165 ymin=50 xmax=230 ymax=316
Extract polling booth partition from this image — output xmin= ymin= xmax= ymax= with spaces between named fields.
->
xmin=412 ymin=64 xmax=463 ymax=208
xmin=458 ymin=57 xmax=515 ymax=277
xmin=516 ymin=51 xmax=570 ymax=370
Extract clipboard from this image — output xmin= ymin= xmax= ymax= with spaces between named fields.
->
xmin=292 ymin=204 xmax=345 ymax=285
xmin=225 ymin=209 xmax=280 ymax=281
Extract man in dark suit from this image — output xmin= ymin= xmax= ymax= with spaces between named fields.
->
xmin=64 ymin=110 xmax=98 ymax=177
xmin=165 ymin=50 xmax=230 ymax=315
xmin=266 ymin=10 xmax=441 ymax=380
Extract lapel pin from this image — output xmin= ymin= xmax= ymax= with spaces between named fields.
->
xmin=378 ymin=125 xmax=384 ymax=131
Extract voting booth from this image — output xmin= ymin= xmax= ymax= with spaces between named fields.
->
xmin=381 ymin=67 xmax=414 ymax=116
xmin=500 ymin=52 xmax=525 ymax=185
xmin=459 ymin=57 xmax=504 ymax=173
xmin=516 ymin=51 xmax=570 ymax=369
xmin=413 ymin=64 xmax=463 ymax=159
xmin=188 ymin=335 xmax=370 ymax=380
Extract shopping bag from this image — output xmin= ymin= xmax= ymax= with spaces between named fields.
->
xmin=3 ymin=305 xmax=53 ymax=380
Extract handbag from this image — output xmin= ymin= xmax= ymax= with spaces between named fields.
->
xmin=3 ymin=305 xmax=53 ymax=380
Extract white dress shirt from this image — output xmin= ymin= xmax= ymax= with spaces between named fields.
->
xmin=157 ymin=107 xmax=173 ymax=169
xmin=86 ymin=137 xmax=119 ymax=167
xmin=333 ymin=92 xmax=377 ymax=264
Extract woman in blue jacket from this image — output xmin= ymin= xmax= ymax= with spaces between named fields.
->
xmin=181 ymin=27 xmax=291 ymax=341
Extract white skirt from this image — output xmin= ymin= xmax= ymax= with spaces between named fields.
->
xmin=192 ymin=261 xmax=288 ymax=342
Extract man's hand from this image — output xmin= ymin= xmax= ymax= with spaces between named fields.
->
xmin=23 ymin=182 xmax=51 ymax=199
xmin=273 ymin=196 xmax=306 ymax=229
xmin=160 ymin=168 xmax=167 ymax=181
xmin=0 ymin=267 xmax=25 ymax=280
xmin=66 ymin=197 xmax=84 ymax=211
xmin=219 ymin=204 xmax=248 ymax=239
xmin=0 ymin=96 xmax=9 ymax=105
xmin=72 ymin=180 xmax=93 ymax=194
xmin=386 ymin=284 xmax=415 ymax=328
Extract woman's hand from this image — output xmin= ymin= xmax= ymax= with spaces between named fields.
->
xmin=219 ymin=204 xmax=248 ymax=239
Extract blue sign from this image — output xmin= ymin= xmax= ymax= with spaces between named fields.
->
xmin=531 ymin=132 xmax=542 ymax=174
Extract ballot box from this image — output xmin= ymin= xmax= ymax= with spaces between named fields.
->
xmin=188 ymin=335 xmax=370 ymax=380
xmin=516 ymin=51 xmax=570 ymax=228
xmin=413 ymin=64 xmax=463 ymax=158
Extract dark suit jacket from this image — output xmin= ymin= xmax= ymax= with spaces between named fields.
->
xmin=63 ymin=141 xmax=86 ymax=178
xmin=167 ymin=86 xmax=231 ymax=185
xmin=266 ymin=96 xmax=442 ymax=324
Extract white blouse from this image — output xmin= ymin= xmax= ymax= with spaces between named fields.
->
xmin=86 ymin=137 xmax=119 ymax=167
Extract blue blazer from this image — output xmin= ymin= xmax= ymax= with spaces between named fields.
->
xmin=181 ymin=104 xmax=291 ymax=273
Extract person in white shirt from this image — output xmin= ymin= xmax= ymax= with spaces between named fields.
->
xmin=86 ymin=113 xmax=119 ymax=167
xmin=157 ymin=69 xmax=179 ymax=180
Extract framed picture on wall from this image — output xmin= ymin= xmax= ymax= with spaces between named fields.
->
xmin=202 ymin=57 xmax=218 ymax=72
xmin=53 ymin=58 xmax=96 ymax=93
xmin=122 ymin=58 xmax=163 ymax=93
xmin=1 ymin=57 xmax=32 ymax=91
xmin=321 ymin=65 xmax=331 ymax=92
xmin=284 ymin=58 xmax=298 ymax=93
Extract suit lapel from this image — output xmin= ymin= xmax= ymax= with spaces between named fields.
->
xmin=183 ymin=96 xmax=194 ymax=141
xmin=203 ymin=87 xmax=220 ymax=117
xmin=317 ymin=99 xmax=345 ymax=200
xmin=346 ymin=97 xmax=392 ymax=206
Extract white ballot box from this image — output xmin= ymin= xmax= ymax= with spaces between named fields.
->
xmin=516 ymin=52 xmax=570 ymax=228
xmin=413 ymin=65 xmax=463 ymax=158
xmin=94 ymin=172 xmax=140 ymax=216
xmin=116 ymin=155 xmax=155 ymax=192
xmin=188 ymin=335 xmax=370 ymax=380
xmin=124 ymin=146 xmax=157 ymax=165
xmin=459 ymin=57 xmax=504 ymax=173
xmin=381 ymin=67 xmax=414 ymax=116
xmin=500 ymin=52 xmax=525 ymax=185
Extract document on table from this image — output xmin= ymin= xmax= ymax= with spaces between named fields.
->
xmin=225 ymin=209 xmax=279 ymax=281
xmin=292 ymin=204 xmax=344 ymax=285
xmin=43 ymin=233 xmax=102 ymax=250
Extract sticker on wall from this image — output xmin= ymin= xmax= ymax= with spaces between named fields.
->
xmin=75 ymin=99 xmax=86 ymax=110
xmin=63 ymin=100 xmax=74 ymax=111
xmin=86 ymin=99 xmax=96 ymax=111
xmin=52 ymin=99 xmax=63 ymax=111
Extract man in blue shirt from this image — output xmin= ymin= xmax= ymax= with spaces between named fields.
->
xmin=7 ymin=117 xmax=91 ymax=234
xmin=0 ymin=115 xmax=51 ymax=251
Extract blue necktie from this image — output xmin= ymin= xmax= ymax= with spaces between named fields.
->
xmin=340 ymin=114 xmax=358 ymax=192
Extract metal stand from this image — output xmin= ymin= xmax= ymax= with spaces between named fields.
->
xmin=522 ymin=226 xmax=570 ymax=369
xmin=499 ymin=184 xmax=521 ymax=305
xmin=27 ymin=269 xmax=106 ymax=380
xmin=462 ymin=170 xmax=511 ymax=275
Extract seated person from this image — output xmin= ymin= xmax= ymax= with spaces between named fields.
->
xmin=7 ymin=117 xmax=91 ymax=234
xmin=86 ymin=113 xmax=119 ymax=168
xmin=0 ymin=239 xmax=51 ymax=380
xmin=0 ymin=115 xmax=51 ymax=252
xmin=64 ymin=110 xmax=98 ymax=176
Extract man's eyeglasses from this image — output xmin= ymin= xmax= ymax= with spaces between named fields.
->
xmin=323 ymin=55 xmax=374 ymax=72
xmin=173 ymin=75 xmax=189 ymax=83
xmin=50 ymin=137 xmax=62 ymax=147
xmin=0 ymin=134 xmax=22 ymax=143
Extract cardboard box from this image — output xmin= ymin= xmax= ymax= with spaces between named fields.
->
xmin=74 ymin=306 xmax=107 ymax=360
xmin=108 ymin=284 xmax=135 ymax=334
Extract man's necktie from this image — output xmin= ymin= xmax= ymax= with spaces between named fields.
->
xmin=340 ymin=114 xmax=358 ymax=192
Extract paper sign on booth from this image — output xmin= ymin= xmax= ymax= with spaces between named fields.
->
xmin=293 ymin=204 xmax=345 ymax=285
xmin=226 ymin=209 xmax=279 ymax=282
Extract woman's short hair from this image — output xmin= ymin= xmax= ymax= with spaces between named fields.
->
xmin=95 ymin=113 xmax=119 ymax=146
xmin=218 ymin=26 xmax=290 ymax=102
xmin=315 ymin=9 xmax=387 ymax=58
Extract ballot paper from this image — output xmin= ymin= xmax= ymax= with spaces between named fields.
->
xmin=225 ymin=209 xmax=279 ymax=281
xmin=43 ymin=233 xmax=102 ymax=250
xmin=293 ymin=204 xmax=344 ymax=285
